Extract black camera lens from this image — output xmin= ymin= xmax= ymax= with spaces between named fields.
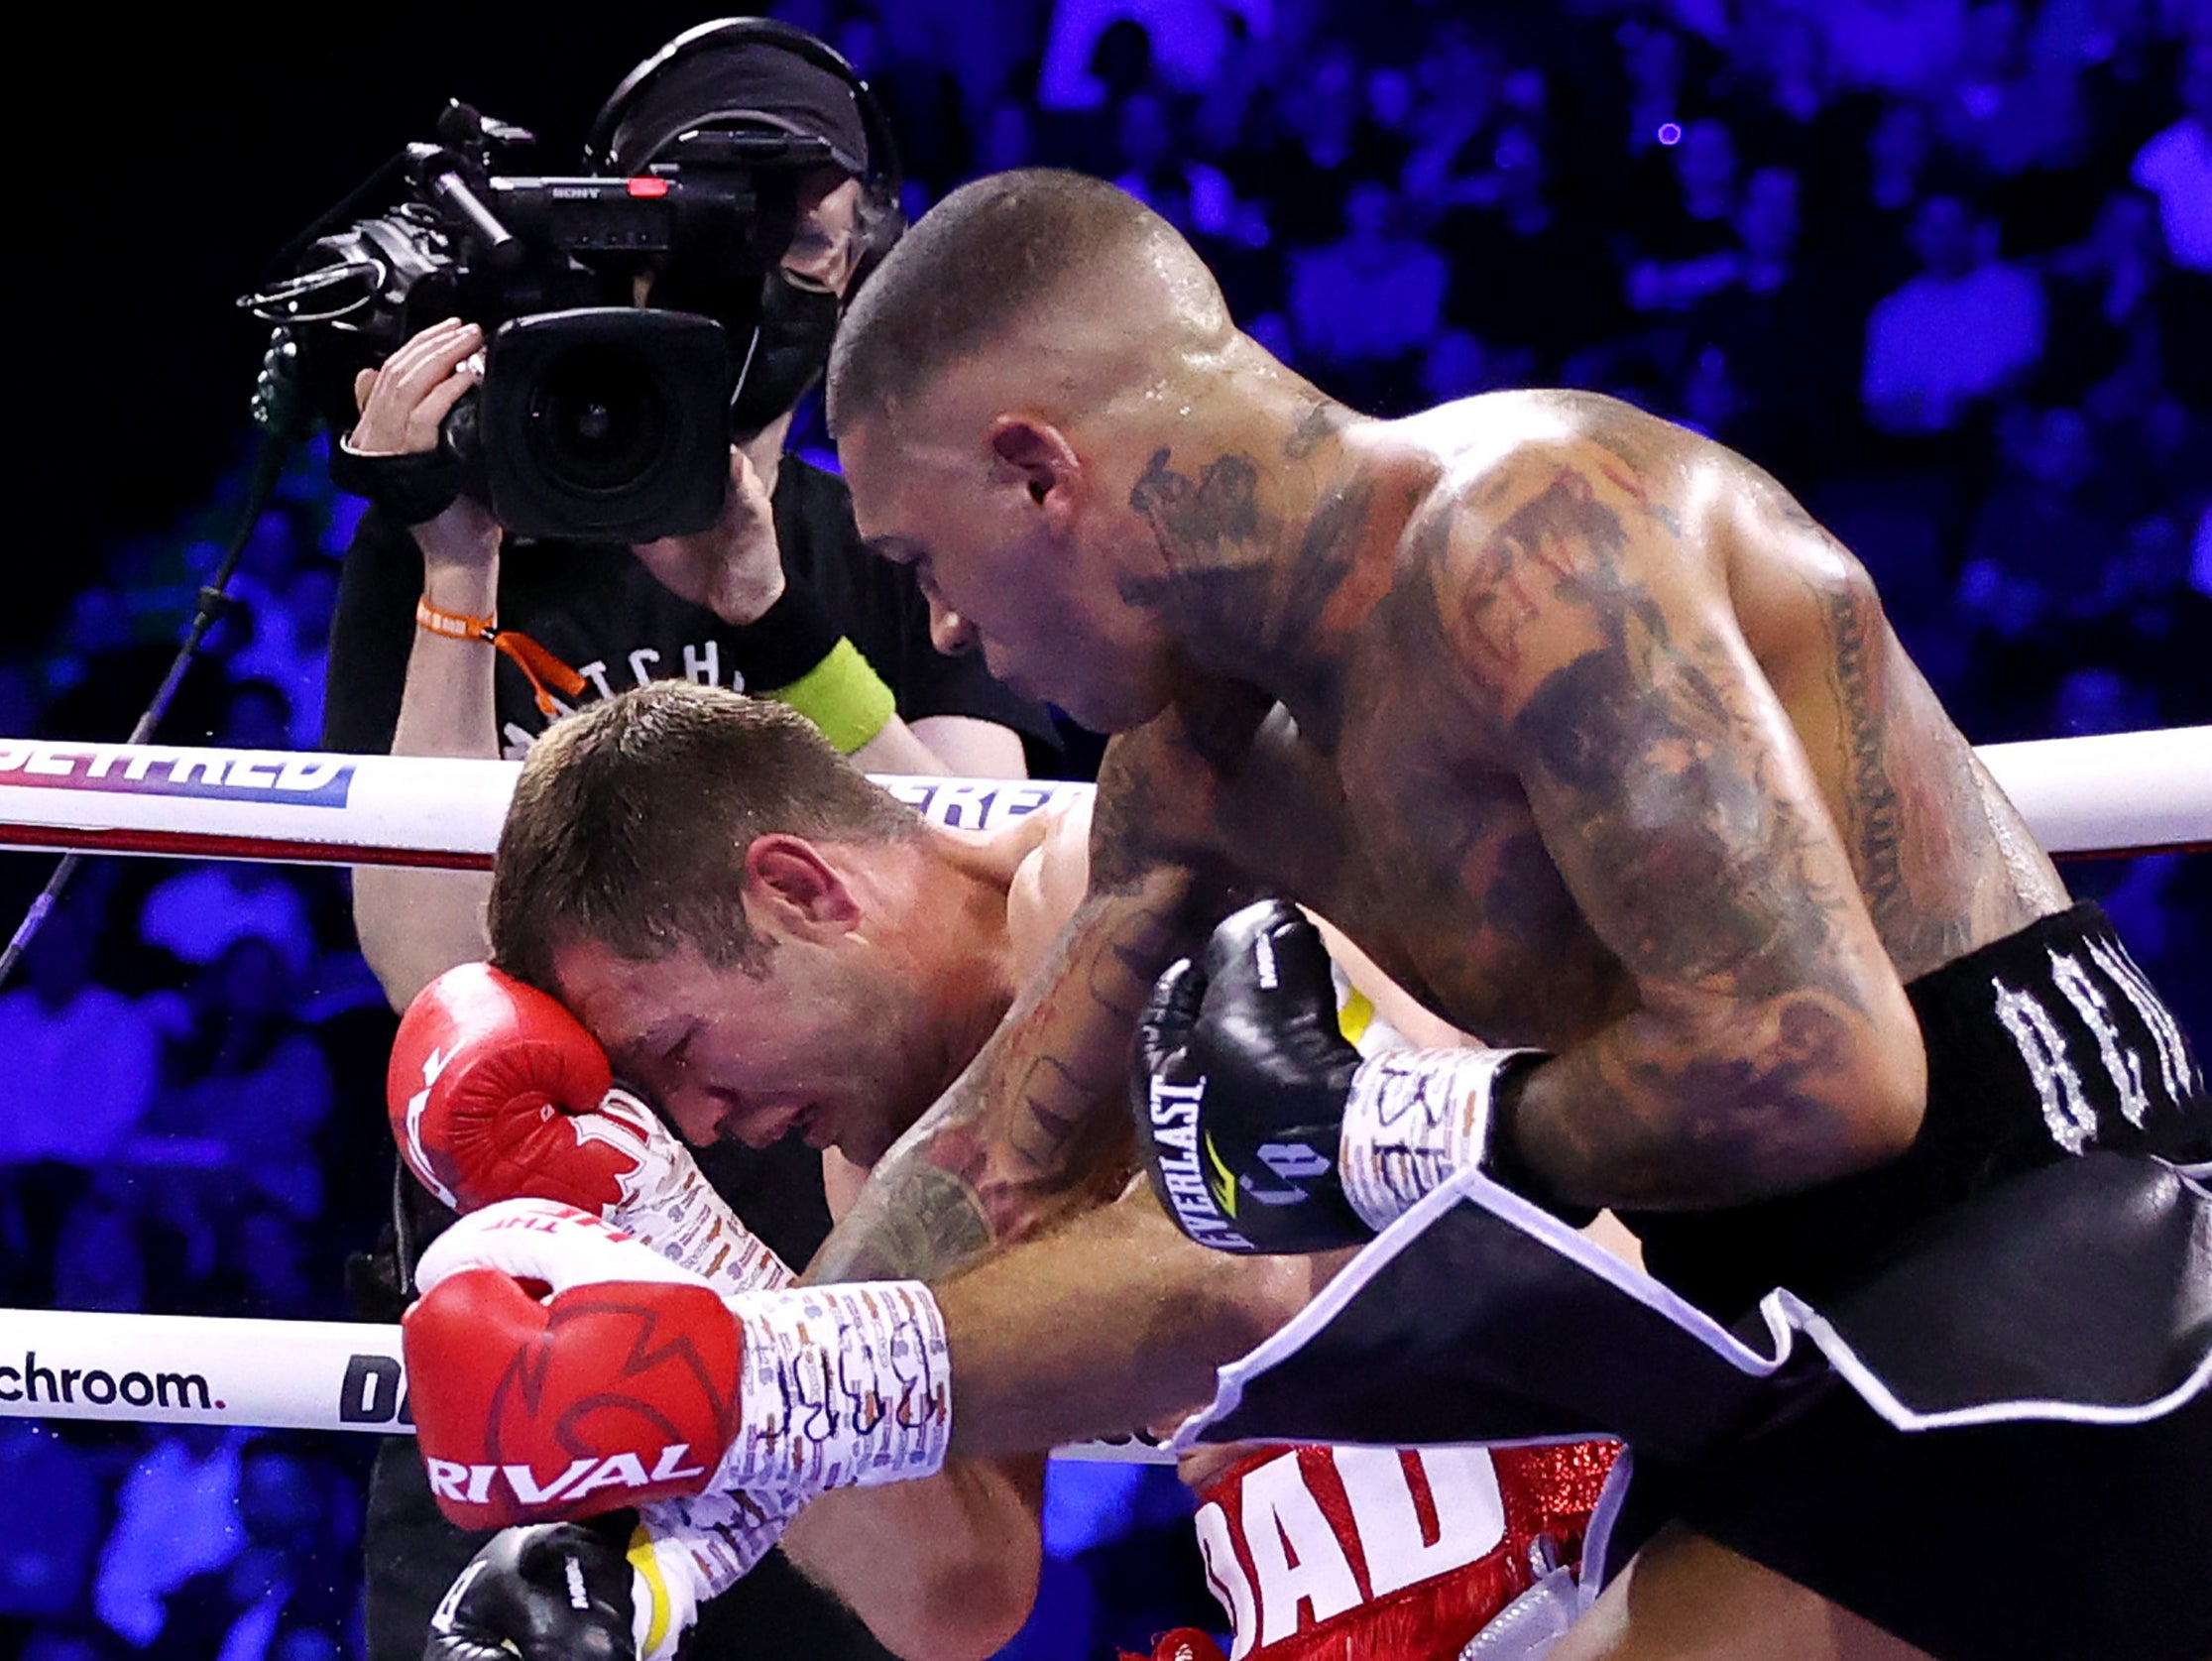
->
xmin=479 ymin=308 xmax=730 ymax=540
xmin=523 ymin=345 xmax=671 ymax=496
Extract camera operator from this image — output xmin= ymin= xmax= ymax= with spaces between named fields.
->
xmin=324 ymin=21 xmax=1053 ymax=1015
xmin=317 ymin=23 xmax=1051 ymax=1661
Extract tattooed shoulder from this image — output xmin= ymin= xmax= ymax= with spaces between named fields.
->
xmin=812 ymin=1159 xmax=993 ymax=1284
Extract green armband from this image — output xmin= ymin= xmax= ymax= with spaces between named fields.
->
xmin=770 ymin=637 xmax=896 ymax=755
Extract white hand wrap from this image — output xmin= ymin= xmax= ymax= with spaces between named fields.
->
xmin=716 ymin=1280 xmax=954 ymax=1494
xmin=627 ymin=1487 xmax=808 ymax=1660
xmin=594 ymin=1090 xmax=796 ymax=1645
xmin=1339 ymin=1048 xmax=1546 ymax=1230
xmin=591 ymin=1089 xmax=793 ymax=1295
xmin=621 ymin=1277 xmax=944 ymax=1647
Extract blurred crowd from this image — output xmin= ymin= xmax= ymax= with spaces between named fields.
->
xmin=2 ymin=1 xmax=2207 ymax=1655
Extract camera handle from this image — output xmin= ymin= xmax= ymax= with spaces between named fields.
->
xmin=406 ymin=145 xmax=524 ymax=273
xmin=0 ymin=334 xmax=307 ymax=990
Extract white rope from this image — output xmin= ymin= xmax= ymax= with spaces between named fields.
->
xmin=2 ymin=726 xmax=2203 ymax=1460
xmin=0 ymin=1304 xmax=1173 ymax=1462
xmin=0 ymin=727 xmax=2205 ymax=867
xmin=0 ymin=740 xmax=1082 ymax=868
xmin=1961 ymin=727 xmax=2212 ymax=857
xmin=0 ymin=1306 xmax=406 ymax=1433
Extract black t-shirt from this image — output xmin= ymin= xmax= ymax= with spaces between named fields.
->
xmin=323 ymin=453 xmax=1057 ymax=761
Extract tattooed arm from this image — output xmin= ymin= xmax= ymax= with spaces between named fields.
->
xmin=1434 ymin=446 xmax=1926 ymax=1211
xmin=803 ymin=868 xmax=1200 ymax=1281
xmin=809 ymin=692 xmax=1261 ymax=1283
xmin=773 ymin=763 xmax=1217 ymax=1654
xmin=930 ymin=1176 xmax=1339 ymax=1458
xmin=765 ymin=716 xmax=1268 ymax=1646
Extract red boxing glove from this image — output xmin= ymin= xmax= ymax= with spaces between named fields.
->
xmin=389 ymin=965 xmax=794 ymax=1294
xmin=404 ymin=1200 xmax=742 ymax=1531
xmin=409 ymin=1201 xmax=956 ymax=1535
xmin=388 ymin=962 xmax=634 ymax=1217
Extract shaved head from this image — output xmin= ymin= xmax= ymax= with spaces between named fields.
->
xmin=827 ymin=168 xmax=1232 ymax=434
xmin=825 ymin=169 xmax=1337 ymax=734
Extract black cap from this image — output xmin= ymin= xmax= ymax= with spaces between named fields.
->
xmin=602 ymin=37 xmax=871 ymax=177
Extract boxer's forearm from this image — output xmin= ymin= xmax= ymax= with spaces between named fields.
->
xmin=931 ymin=1186 xmax=1333 ymax=1459
xmin=810 ymin=866 xmax=1208 ymax=1282
xmin=1503 ymin=991 xmax=1924 ymax=1211
xmin=907 ymin=715 xmax=1030 ymax=780
xmin=851 ymin=713 xmax=954 ymax=777
xmin=781 ymin=1458 xmax=1044 ymax=1661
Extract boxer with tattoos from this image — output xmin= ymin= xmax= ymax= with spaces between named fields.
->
xmin=404 ymin=173 xmax=2209 ymax=1660
xmin=806 ymin=171 xmax=2206 ymax=1660
xmin=402 ymin=681 xmax=1618 ymax=1659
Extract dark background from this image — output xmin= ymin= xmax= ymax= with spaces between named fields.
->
xmin=5 ymin=3 xmax=2208 ymax=1657
xmin=19 ymin=8 xmax=726 ymax=651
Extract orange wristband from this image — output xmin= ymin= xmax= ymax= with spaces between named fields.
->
xmin=414 ymin=597 xmax=588 ymax=718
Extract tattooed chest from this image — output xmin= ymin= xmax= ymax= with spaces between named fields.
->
xmin=1293 ymin=734 xmax=1629 ymax=1047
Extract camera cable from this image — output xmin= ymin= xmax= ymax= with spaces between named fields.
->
xmin=0 ymin=333 xmax=308 ymax=989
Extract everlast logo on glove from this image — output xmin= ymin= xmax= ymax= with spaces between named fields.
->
xmin=1147 ymin=1080 xmax=1255 ymax=1252
xmin=1132 ymin=906 xmax=1380 ymax=1255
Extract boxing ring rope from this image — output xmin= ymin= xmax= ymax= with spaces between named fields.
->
xmin=0 ymin=727 xmax=2207 ymax=870
xmin=0 ymin=1306 xmax=1171 ymax=1462
xmin=1 ymin=724 xmax=2205 ymax=1457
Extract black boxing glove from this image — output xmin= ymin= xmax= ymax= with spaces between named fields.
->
xmin=1133 ymin=899 xmax=1373 ymax=1253
xmin=426 ymin=1521 xmax=638 ymax=1661
xmin=1133 ymin=900 xmax=1573 ymax=1256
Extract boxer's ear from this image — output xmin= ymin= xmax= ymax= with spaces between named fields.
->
xmin=741 ymin=835 xmax=862 ymax=937
xmin=987 ymin=416 xmax=1080 ymax=517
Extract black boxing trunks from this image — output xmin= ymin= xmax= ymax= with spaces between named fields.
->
xmin=1619 ymin=1357 xmax=2212 ymax=1660
xmin=1616 ymin=901 xmax=2212 ymax=1660
xmin=1622 ymin=900 xmax=2211 ymax=1318
xmin=1177 ymin=903 xmax=2212 ymax=1659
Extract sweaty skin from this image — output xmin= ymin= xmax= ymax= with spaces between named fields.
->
xmin=820 ymin=313 xmax=2072 ymax=1657
xmin=1098 ymin=392 xmax=2064 ymax=1210
xmin=549 ymin=785 xmax=1449 ymax=1650
xmin=834 ymin=388 xmax=2068 ymax=1243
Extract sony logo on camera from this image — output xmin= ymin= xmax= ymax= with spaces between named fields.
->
xmin=242 ymin=101 xmax=764 ymax=542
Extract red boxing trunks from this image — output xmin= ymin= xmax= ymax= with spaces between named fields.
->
xmin=1150 ymin=1440 xmax=1619 ymax=1661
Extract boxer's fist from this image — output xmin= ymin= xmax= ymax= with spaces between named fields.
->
xmin=425 ymin=1522 xmax=636 ymax=1661
xmin=407 ymin=1201 xmax=957 ymax=1533
xmin=390 ymin=965 xmax=794 ymax=1294
xmin=1134 ymin=900 xmax=1373 ymax=1253
xmin=389 ymin=964 xmax=623 ymax=1216
xmin=1138 ymin=902 xmax=1567 ymax=1249
xmin=406 ymin=1201 xmax=741 ymax=1531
